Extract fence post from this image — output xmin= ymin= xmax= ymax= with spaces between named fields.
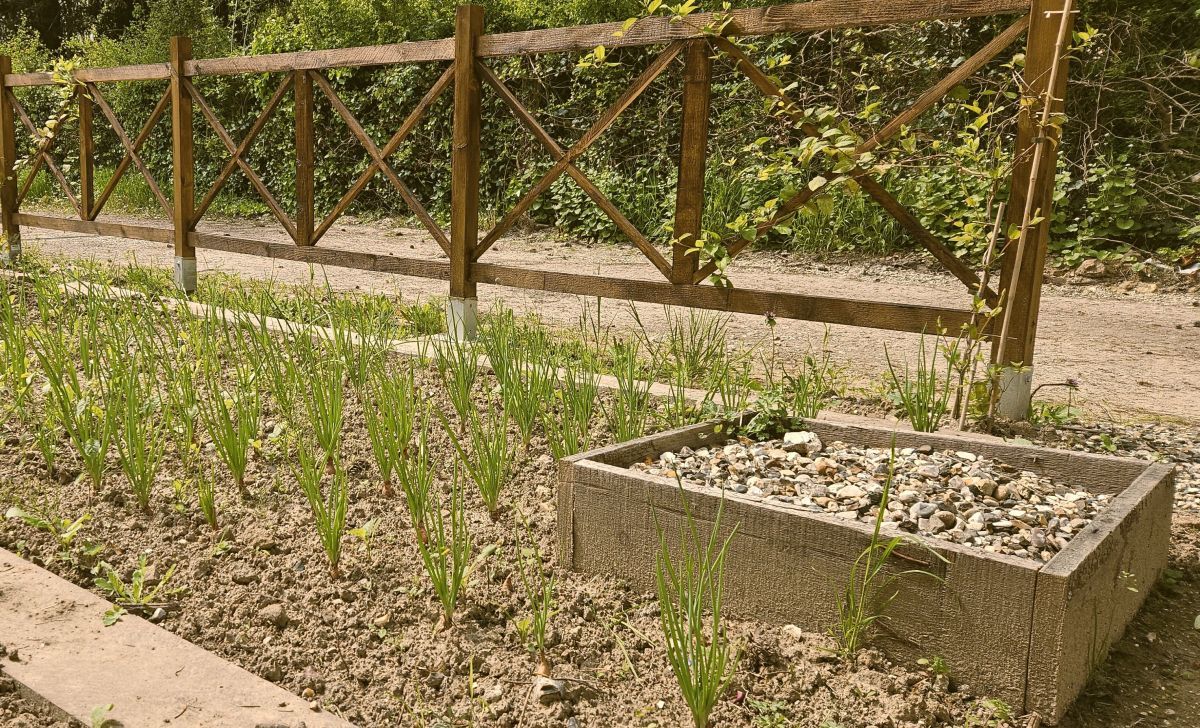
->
xmin=672 ymin=38 xmax=712 ymax=285
xmin=295 ymin=69 xmax=315 ymax=246
xmin=0 ymin=56 xmax=20 ymax=264
xmin=170 ymin=36 xmax=197 ymax=293
xmin=449 ymin=4 xmax=483 ymax=340
xmin=992 ymin=0 xmax=1073 ymax=418
xmin=79 ymin=85 xmax=95 ymax=220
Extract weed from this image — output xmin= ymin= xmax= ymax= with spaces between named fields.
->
xmin=655 ymin=484 xmax=738 ymax=728
xmin=350 ymin=518 xmax=380 ymax=562
xmin=5 ymin=502 xmax=91 ymax=556
xmin=94 ymin=554 xmax=178 ymax=623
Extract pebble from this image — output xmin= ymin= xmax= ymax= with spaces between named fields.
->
xmin=258 ymin=603 xmax=289 ymax=629
xmin=632 ymin=431 xmax=1111 ymax=561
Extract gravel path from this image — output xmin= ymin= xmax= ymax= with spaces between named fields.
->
xmin=18 ymin=212 xmax=1200 ymax=424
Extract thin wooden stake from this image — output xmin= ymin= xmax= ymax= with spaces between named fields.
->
xmin=170 ymin=36 xmax=196 ymax=291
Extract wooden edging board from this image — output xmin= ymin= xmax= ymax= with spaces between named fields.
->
xmin=0 ymin=548 xmax=353 ymax=727
xmin=557 ymin=412 xmax=1175 ymax=722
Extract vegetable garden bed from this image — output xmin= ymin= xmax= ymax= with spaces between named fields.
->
xmin=558 ymin=413 xmax=1175 ymax=722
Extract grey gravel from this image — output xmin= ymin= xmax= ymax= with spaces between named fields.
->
xmin=631 ymin=431 xmax=1111 ymax=561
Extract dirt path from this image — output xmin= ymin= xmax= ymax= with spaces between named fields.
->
xmin=19 ymin=213 xmax=1200 ymax=423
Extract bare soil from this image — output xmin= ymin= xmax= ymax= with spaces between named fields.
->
xmin=19 ymin=213 xmax=1200 ymax=424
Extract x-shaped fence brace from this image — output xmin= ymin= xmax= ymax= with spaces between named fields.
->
xmin=471 ymin=17 xmax=1032 ymax=309
xmin=181 ymin=66 xmax=452 ymax=253
xmin=8 ymin=90 xmax=79 ymax=215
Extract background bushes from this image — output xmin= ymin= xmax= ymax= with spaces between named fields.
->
xmin=2 ymin=0 xmax=1197 ymax=267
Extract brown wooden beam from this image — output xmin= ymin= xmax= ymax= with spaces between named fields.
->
xmin=672 ymin=38 xmax=712 ymax=284
xmin=78 ymin=87 xmax=94 ymax=220
xmin=0 ymin=58 xmax=19 ymax=258
xmin=450 ymin=5 xmax=484 ymax=300
xmin=170 ymin=36 xmax=196 ymax=269
xmin=295 ymin=70 xmax=315 ymax=246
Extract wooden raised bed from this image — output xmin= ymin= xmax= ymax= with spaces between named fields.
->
xmin=557 ymin=413 xmax=1174 ymax=722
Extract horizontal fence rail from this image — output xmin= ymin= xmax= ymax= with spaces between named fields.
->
xmin=0 ymin=0 xmax=1072 ymax=364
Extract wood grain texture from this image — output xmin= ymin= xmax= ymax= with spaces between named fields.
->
xmin=672 ymin=39 xmax=712 ymax=284
xmin=475 ymin=42 xmax=682 ymax=259
xmin=184 ymin=39 xmax=454 ymax=78
xmin=294 ymin=70 xmax=315 ymax=246
xmin=190 ymin=231 xmax=451 ymax=280
xmin=471 ymin=262 xmax=978 ymax=335
xmin=479 ymin=0 xmax=1031 ymax=57
xmin=170 ymin=37 xmax=195 ymax=260
xmin=9 ymin=93 xmax=79 ymax=215
xmin=475 ymin=62 xmax=673 ymax=278
xmin=0 ymin=59 xmax=19 ymax=250
xmin=315 ymin=64 xmax=453 ymax=244
xmin=994 ymin=0 xmax=1073 ymax=366
xmin=450 ymin=5 xmax=484 ymax=299
xmin=78 ymin=87 xmax=94 ymax=220
xmin=13 ymin=212 xmax=173 ymax=243
xmin=4 ymin=63 xmax=170 ymax=87
xmin=92 ymin=87 xmax=170 ymax=219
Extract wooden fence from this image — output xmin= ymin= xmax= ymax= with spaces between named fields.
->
xmin=0 ymin=0 xmax=1071 ymax=372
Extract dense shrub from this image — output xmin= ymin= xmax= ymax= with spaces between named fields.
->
xmin=2 ymin=0 xmax=1197 ymax=265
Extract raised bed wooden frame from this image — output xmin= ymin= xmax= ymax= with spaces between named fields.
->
xmin=0 ymin=0 xmax=1070 ymax=367
xmin=557 ymin=413 xmax=1174 ymax=722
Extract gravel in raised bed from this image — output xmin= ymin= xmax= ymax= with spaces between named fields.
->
xmin=631 ymin=431 xmax=1111 ymax=561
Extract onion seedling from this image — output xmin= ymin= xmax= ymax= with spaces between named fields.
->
xmin=515 ymin=517 xmax=556 ymax=677
xmin=33 ymin=325 xmax=118 ymax=489
xmin=655 ymin=485 xmax=738 ymax=728
xmin=196 ymin=460 xmax=218 ymax=530
xmin=295 ymin=445 xmax=349 ymax=578
xmin=440 ymin=404 xmax=512 ymax=520
xmin=303 ymin=351 xmax=345 ymax=469
xmin=434 ymin=333 xmax=477 ymax=432
xmin=398 ymin=406 xmax=435 ymax=542
xmin=885 ymin=334 xmax=954 ymax=432
xmin=414 ymin=468 xmax=473 ymax=630
xmin=604 ymin=339 xmax=654 ymax=443
xmin=541 ymin=365 xmax=598 ymax=459
xmin=197 ymin=359 xmax=261 ymax=496
xmin=115 ymin=356 xmax=167 ymax=512
xmin=362 ymin=363 xmax=415 ymax=495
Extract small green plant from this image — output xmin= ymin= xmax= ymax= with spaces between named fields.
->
xmin=515 ymin=517 xmax=556 ymax=677
xmin=831 ymin=446 xmax=946 ymax=656
xmin=33 ymin=413 xmax=61 ymax=476
xmin=604 ymin=339 xmax=654 ymax=443
xmin=350 ymin=518 xmax=380 ymax=562
xmin=884 ymin=334 xmax=954 ymax=432
xmin=295 ymin=445 xmax=349 ymax=578
xmin=541 ymin=365 xmax=598 ymax=459
xmin=414 ymin=469 xmax=474 ymax=630
xmin=442 ymin=404 xmax=512 ymax=520
xmin=655 ymin=484 xmax=738 ymax=728
xmin=94 ymin=555 xmax=178 ymax=622
xmin=5 ymin=503 xmax=91 ymax=554
xmin=362 ymin=363 xmax=415 ymax=495
xmin=434 ymin=333 xmax=478 ymax=432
